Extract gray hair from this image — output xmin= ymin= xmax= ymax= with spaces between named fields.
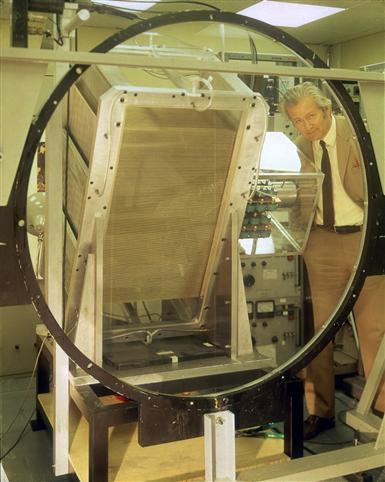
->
xmin=279 ymin=81 xmax=332 ymax=117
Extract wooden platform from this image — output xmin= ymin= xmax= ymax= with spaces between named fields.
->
xmin=38 ymin=391 xmax=287 ymax=482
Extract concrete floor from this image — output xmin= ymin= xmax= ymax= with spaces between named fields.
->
xmin=0 ymin=374 xmax=383 ymax=482
xmin=0 ymin=374 xmax=72 ymax=482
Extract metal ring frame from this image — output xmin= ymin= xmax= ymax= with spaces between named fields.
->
xmin=12 ymin=10 xmax=382 ymax=411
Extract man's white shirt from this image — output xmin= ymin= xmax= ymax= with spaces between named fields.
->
xmin=312 ymin=115 xmax=363 ymax=227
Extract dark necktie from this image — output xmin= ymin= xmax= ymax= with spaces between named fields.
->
xmin=320 ymin=140 xmax=335 ymax=227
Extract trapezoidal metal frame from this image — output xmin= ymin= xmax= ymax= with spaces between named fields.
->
xmin=64 ymin=83 xmax=268 ymax=349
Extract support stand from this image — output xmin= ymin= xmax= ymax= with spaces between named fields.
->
xmin=204 ymin=377 xmax=303 ymax=482
xmin=284 ymin=377 xmax=303 ymax=459
xmin=237 ymin=336 xmax=385 ymax=481
xmin=345 ymin=332 xmax=385 ymax=446
xmin=205 ymin=411 xmax=236 ymax=482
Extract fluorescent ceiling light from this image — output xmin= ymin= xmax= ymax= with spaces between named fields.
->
xmin=92 ymin=1 xmax=156 ymax=11
xmin=238 ymin=1 xmax=345 ymax=27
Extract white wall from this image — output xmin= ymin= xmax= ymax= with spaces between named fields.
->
xmin=330 ymin=31 xmax=385 ymax=69
xmin=329 ymin=31 xmax=385 ymax=191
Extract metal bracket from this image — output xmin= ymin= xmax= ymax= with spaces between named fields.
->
xmin=231 ymin=211 xmax=253 ymax=359
xmin=204 ymin=410 xmax=236 ymax=482
xmin=73 ymin=213 xmax=103 ymax=364
xmin=356 ymin=332 xmax=385 ymax=416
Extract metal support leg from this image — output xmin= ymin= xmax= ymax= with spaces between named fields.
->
xmin=357 ymin=333 xmax=385 ymax=416
xmin=204 ymin=410 xmax=236 ymax=482
xmin=375 ymin=414 xmax=385 ymax=450
xmin=284 ymin=377 xmax=304 ymax=459
xmin=89 ymin=414 xmax=108 ymax=482
xmin=344 ymin=333 xmax=385 ymax=452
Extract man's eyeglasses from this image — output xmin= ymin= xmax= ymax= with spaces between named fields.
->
xmin=292 ymin=109 xmax=324 ymax=128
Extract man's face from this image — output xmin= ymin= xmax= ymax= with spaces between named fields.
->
xmin=286 ymin=95 xmax=332 ymax=142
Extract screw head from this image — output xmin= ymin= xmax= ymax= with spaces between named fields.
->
xmin=216 ymin=416 xmax=224 ymax=425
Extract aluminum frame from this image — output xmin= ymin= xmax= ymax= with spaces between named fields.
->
xmin=258 ymin=172 xmax=325 ymax=255
xmin=1 ymin=46 xmax=384 ymax=83
xmin=64 ymin=82 xmax=268 ymax=383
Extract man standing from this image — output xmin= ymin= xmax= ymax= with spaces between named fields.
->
xmin=280 ymin=81 xmax=385 ymax=440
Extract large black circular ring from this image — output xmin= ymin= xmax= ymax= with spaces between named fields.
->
xmin=12 ymin=10 xmax=381 ymax=411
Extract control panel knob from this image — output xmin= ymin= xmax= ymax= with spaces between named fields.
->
xmin=271 ymin=336 xmax=279 ymax=344
xmin=243 ymin=274 xmax=255 ymax=287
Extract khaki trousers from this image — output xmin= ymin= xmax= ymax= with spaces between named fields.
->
xmin=303 ymin=227 xmax=385 ymax=417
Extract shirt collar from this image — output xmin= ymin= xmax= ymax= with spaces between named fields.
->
xmin=322 ymin=115 xmax=336 ymax=147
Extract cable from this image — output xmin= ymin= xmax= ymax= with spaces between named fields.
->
xmin=55 ymin=13 xmax=64 ymax=46
xmin=237 ymin=431 xmax=284 ymax=439
xmin=0 ymin=334 xmax=50 ymax=461
xmin=0 ymin=408 xmax=35 ymax=462
xmin=88 ymin=3 xmax=142 ymax=20
xmin=236 ymin=422 xmax=284 ymax=440
xmin=142 ymin=301 xmax=153 ymax=321
xmin=305 ymin=438 xmax=354 ymax=446
xmin=104 ymin=326 xmax=207 ymax=341
xmin=64 ymin=318 xmax=78 ymax=338
xmin=35 ymin=234 xmax=44 ymax=278
xmin=45 ymin=15 xmax=64 ymax=46
xmin=86 ymin=0 xmax=220 ymax=22
xmin=0 ymin=334 xmax=49 ymax=443
xmin=249 ymin=34 xmax=258 ymax=65
xmin=90 ymin=0 xmax=220 ymax=12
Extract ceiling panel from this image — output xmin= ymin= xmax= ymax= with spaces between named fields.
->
xmin=84 ymin=0 xmax=385 ymax=45
xmin=280 ymin=0 xmax=385 ymax=44
xmin=1 ymin=0 xmax=384 ymax=46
